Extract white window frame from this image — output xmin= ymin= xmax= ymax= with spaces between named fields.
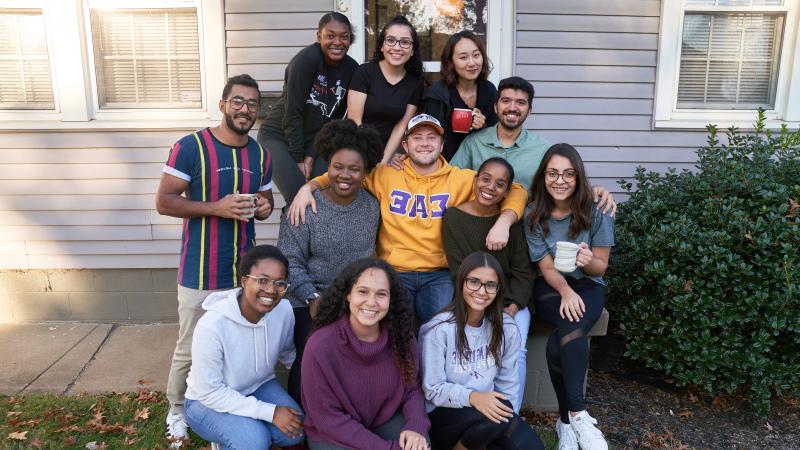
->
xmin=335 ymin=0 xmax=515 ymax=86
xmin=0 ymin=0 xmax=225 ymax=130
xmin=654 ymin=0 xmax=800 ymax=129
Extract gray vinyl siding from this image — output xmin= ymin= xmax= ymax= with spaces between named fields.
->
xmin=516 ymin=0 xmax=708 ymax=194
xmin=0 ymin=130 xmax=280 ymax=270
xmin=225 ymin=0 xmax=333 ymax=93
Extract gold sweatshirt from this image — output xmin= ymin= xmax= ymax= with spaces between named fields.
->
xmin=313 ymin=156 xmax=528 ymax=272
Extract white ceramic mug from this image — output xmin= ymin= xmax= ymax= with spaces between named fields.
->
xmin=553 ymin=241 xmax=580 ymax=273
xmin=238 ymin=193 xmax=257 ymax=219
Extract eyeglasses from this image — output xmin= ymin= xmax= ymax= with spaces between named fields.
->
xmin=384 ymin=36 xmax=413 ymax=49
xmin=224 ymin=96 xmax=259 ymax=111
xmin=245 ymin=275 xmax=290 ymax=292
xmin=545 ymin=169 xmax=577 ymax=183
xmin=464 ymin=277 xmax=500 ymax=294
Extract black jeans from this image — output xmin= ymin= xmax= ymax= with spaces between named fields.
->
xmin=429 ymin=401 xmax=544 ymax=450
xmin=257 ymin=132 xmax=327 ymax=207
xmin=288 ymin=306 xmax=313 ymax=404
xmin=532 ymin=277 xmax=604 ymax=423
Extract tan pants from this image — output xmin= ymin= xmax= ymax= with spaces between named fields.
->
xmin=166 ymin=285 xmax=224 ymax=414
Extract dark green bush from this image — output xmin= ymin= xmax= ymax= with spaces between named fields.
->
xmin=609 ymin=110 xmax=800 ymax=415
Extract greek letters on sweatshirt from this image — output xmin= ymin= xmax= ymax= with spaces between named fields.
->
xmin=312 ymin=156 xmax=528 ymax=272
xmin=420 ymin=312 xmax=522 ymax=413
xmin=184 ymin=288 xmax=295 ymax=422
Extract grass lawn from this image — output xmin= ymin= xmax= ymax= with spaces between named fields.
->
xmin=2 ymin=392 xmax=558 ymax=449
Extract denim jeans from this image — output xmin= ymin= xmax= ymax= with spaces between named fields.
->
xmin=398 ymin=270 xmax=454 ymax=325
xmin=512 ymin=306 xmax=531 ymax=413
xmin=185 ymin=378 xmax=304 ymax=450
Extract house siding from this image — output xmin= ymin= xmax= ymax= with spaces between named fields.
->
xmin=1 ymin=0 xmax=721 ymax=321
xmin=516 ymin=0 xmax=708 ymax=194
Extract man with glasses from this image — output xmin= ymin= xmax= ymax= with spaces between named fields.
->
xmin=156 ymin=74 xmax=275 ymax=445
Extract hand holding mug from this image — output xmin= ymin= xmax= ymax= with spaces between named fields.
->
xmin=471 ymin=108 xmax=486 ymax=130
xmin=576 ymin=242 xmax=593 ymax=268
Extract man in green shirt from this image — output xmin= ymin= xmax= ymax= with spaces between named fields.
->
xmin=450 ymin=76 xmax=550 ymax=191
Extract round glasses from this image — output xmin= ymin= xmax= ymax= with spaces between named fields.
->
xmin=545 ymin=169 xmax=576 ymax=183
xmin=464 ymin=277 xmax=500 ymax=294
xmin=245 ymin=275 xmax=289 ymax=292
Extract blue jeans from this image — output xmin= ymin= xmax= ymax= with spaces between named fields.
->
xmin=185 ymin=378 xmax=304 ymax=450
xmin=398 ymin=270 xmax=454 ymax=325
xmin=512 ymin=306 xmax=531 ymax=413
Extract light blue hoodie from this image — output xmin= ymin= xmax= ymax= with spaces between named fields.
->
xmin=184 ymin=287 xmax=295 ymax=422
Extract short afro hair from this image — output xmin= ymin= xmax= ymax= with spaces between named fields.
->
xmin=314 ymin=119 xmax=382 ymax=171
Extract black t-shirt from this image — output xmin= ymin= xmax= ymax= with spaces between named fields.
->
xmin=422 ymin=79 xmax=498 ymax=161
xmin=349 ymin=61 xmax=423 ymax=144
xmin=261 ymin=43 xmax=358 ymax=161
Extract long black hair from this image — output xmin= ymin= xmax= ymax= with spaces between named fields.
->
xmin=312 ymin=257 xmax=418 ymax=384
xmin=442 ymin=252 xmax=507 ymax=365
xmin=527 ymin=143 xmax=593 ymax=239
xmin=372 ymin=15 xmax=424 ymax=79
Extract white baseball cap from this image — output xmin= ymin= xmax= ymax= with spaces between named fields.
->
xmin=406 ymin=113 xmax=444 ymax=136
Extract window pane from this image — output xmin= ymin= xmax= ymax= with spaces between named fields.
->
xmin=90 ymin=8 xmax=201 ymax=109
xmin=686 ymin=1 xmax=784 ymax=5
xmin=677 ymin=13 xmax=783 ymax=109
xmin=0 ymin=10 xmax=55 ymax=110
xmin=365 ymin=0 xmax=488 ymax=66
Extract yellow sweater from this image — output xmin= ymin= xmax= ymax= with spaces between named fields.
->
xmin=314 ymin=156 xmax=528 ymax=272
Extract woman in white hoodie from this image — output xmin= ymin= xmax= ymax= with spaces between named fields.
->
xmin=184 ymin=245 xmax=303 ymax=449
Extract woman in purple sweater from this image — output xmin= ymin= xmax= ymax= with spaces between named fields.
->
xmin=301 ymin=257 xmax=430 ymax=450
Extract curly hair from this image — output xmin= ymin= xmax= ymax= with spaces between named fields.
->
xmin=442 ymin=252 xmax=507 ymax=366
xmin=314 ymin=119 xmax=383 ymax=171
xmin=372 ymin=15 xmax=424 ymax=79
xmin=312 ymin=257 xmax=418 ymax=384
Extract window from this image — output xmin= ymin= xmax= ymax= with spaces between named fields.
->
xmin=654 ymin=0 xmax=800 ymax=128
xmin=0 ymin=9 xmax=55 ymax=110
xmin=90 ymin=8 xmax=201 ymax=109
xmin=0 ymin=0 xmax=225 ymax=129
xmin=342 ymin=0 xmax=514 ymax=86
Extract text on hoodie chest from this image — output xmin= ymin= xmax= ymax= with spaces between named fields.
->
xmin=388 ymin=190 xmax=451 ymax=219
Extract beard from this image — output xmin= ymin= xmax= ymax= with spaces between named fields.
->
xmin=225 ymin=111 xmax=254 ymax=135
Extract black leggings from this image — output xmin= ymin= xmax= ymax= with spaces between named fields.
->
xmin=429 ymin=400 xmax=544 ymax=450
xmin=256 ymin=132 xmax=327 ymax=207
xmin=288 ymin=306 xmax=312 ymax=404
xmin=532 ymin=277 xmax=604 ymax=424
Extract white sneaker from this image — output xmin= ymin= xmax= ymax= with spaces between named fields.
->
xmin=165 ymin=410 xmax=189 ymax=447
xmin=556 ymin=418 xmax=579 ymax=450
xmin=570 ymin=411 xmax=608 ymax=450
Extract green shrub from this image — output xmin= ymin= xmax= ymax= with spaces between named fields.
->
xmin=609 ymin=110 xmax=800 ymax=415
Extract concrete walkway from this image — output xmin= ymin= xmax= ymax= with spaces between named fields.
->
xmin=0 ymin=323 xmax=176 ymax=395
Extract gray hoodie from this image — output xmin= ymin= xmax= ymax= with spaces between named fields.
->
xmin=184 ymin=288 xmax=295 ymax=422
xmin=420 ymin=311 xmax=521 ymax=413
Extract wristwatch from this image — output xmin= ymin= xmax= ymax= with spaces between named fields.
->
xmin=305 ymin=292 xmax=320 ymax=305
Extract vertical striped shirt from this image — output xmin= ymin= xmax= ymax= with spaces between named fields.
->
xmin=163 ymin=128 xmax=273 ymax=290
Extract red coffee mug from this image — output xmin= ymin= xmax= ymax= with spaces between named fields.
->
xmin=451 ymin=108 xmax=473 ymax=133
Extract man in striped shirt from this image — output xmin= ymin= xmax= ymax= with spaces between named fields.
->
xmin=156 ymin=74 xmax=274 ymax=444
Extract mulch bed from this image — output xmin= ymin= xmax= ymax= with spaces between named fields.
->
xmin=523 ymin=348 xmax=800 ymax=449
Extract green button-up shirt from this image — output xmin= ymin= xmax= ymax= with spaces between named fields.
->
xmin=449 ymin=124 xmax=551 ymax=191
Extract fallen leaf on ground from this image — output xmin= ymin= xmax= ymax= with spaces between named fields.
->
xmin=30 ymin=437 xmax=44 ymax=448
xmin=7 ymin=431 xmax=28 ymax=441
xmin=123 ymin=436 xmax=139 ymax=445
xmin=677 ymin=409 xmax=693 ymax=418
xmin=766 ymin=421 xmax=773 ymax=431
xmin=6 ymin=411 xmax=21 ymax=417
xmin=134 ymin=407 xmax=150 ymax=421
xmin=711 ymin=395 xmax=729 ymax=408
xmin=137 ymin=378 xmax=154 ymax=385
xmin=687 ymin=392 xmax=698 ymax=403
xmin=123 ymin=424 xmax=136 ymax=435
xmin=64 ymin=436 xmax=77 ymax=445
